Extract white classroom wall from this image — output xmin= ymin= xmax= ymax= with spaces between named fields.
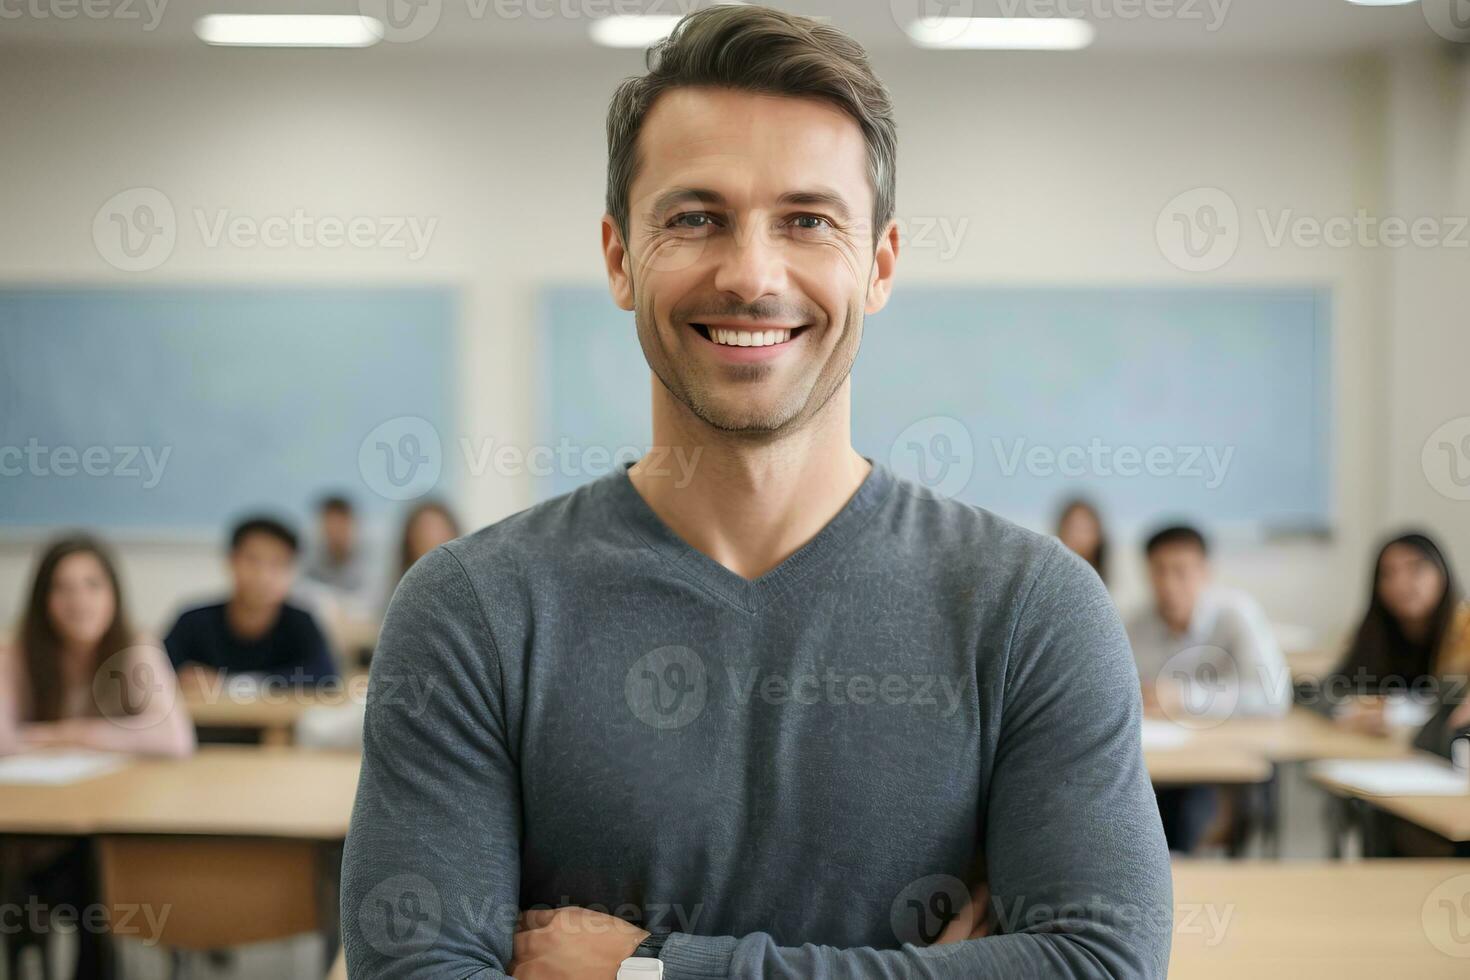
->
xmin=0 ymin=42 xmax=1466 ymax=644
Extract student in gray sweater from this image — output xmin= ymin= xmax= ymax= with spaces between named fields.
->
xmin=341 ymin=6 xmax=1171 ymax=978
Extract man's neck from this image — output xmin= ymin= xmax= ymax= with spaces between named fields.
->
xmin=628 ymin=382 xmax=871 ymax=582
xmin=227 ymin=597 xmax=279 ymax=641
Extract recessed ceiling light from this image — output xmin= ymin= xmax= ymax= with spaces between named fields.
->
xmin=1342 ymin=1 xmax=1418 ymax=6
xmin=905 ymin=17 xmax=1096 ymax=50
xmin=589 ymin=15 xmax=684 ymax=49
xmin=194 ymin=14 xmax=385 ymax=48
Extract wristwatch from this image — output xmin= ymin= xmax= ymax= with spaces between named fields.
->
xmin=617 ymin=932 xmax=669 ymax=979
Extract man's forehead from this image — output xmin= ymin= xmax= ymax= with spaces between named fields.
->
xmin=633 ymin=87 xmax=870 ymax=205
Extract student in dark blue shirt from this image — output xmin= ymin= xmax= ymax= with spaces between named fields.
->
xmin=165 ymin=516 xmax=337 ymax=687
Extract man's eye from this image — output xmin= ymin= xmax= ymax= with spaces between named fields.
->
xmin=669 ymin=213 xmax=715 ymax=229
xmin=791 ymin=214 xmax=831 ymax=231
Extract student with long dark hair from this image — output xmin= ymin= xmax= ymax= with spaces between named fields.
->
xmin=0 ymin=534 xmax=194 ymax=980
xmin=0 ymin=534 xmax=194 ymax=756
xmin=1054 ymin=497 xmax=1108 ymax=584
xmin=395 ymin=499 xmax=461 ymax=584
xmin=1322 ymin=532 xmax=1470 ymax=736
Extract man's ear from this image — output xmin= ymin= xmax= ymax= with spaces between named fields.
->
xmin=865 ymin=219 xmax=900 ymax=315
xmin=602 ymin=215 xmax=635 ymax=311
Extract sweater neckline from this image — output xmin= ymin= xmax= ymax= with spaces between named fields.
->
xmin=604 ymin=457 xmax=894 ymax=614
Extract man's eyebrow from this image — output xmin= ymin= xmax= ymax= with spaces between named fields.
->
xmin=777 ymin=190 xmax=853 ymax=222
xmin=649 ymin=187 xmax=727 ymax=215
xmin=648 ymin=187 xmax=857 ymax=222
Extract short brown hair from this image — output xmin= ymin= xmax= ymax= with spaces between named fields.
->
xmin=605 ymin=4 xmax=897 ymax=247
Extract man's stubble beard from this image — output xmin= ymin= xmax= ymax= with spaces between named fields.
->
xmin=632 ymin=286 xmax=863 ymax=440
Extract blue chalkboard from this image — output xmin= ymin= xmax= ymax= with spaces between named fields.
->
xmin=536 ymin=285 xmax=1331 ymax=533
xmin=0 ymin=286 xmax=456 ymax=532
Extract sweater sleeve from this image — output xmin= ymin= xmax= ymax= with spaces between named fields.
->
xmin=655 ymin=545 xmax=1174 ymax=979
xmin=340 ymin=546 xmax=519 ymax=978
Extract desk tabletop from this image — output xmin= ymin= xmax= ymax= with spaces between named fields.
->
xmin=1311 ymin=768 xmax=1470 ymax=843
xmin=182 ymin=673 xmax=368 ymax=735
xmin=1170 ymin=860 xmax=1470 ymax=977
xmin=0 ymin=746 xmax=360 ymax=839
xmin=1145 ymin=747 xmax=1273 ymax=785
xmin=1156 ymin=708 xmax=1411 ymax=763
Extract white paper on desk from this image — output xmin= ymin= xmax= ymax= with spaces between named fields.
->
xmin=1140 ymin=720 xmax=1194 ymax=749
xmin=1311 ymin=758 xmax=1470 ymax=796
xmin=0 ymin=749 xmax=129 ymax=785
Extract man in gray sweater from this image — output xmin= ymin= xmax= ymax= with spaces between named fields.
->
xmin=341 ymin=6 xmax=1171 ymax=978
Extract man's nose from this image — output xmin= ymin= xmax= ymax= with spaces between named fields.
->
xmin=712 ymin=224 xmax=788 ymax=304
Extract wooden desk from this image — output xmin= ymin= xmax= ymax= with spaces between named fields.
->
xmin=1311 ymin=764 xmax=1470 ymax=845
xmin=1153 ymin=708 xmax=1411 ymax=764
xmin=0 ymin=746 xmax=359 ymax=838
xmin=183 ymin=674 xmax=368 ymax=747
xmin=1145 ymin=747 xmax=1273 ymax=786
xmin=1170 ymin=860 xmax=1470 ymax=978
xmin=0 ymin=747 xmax=361 ymax=967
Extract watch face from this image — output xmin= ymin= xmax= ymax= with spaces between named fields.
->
xmin=617 ymin=956 xmax=664 ymax=979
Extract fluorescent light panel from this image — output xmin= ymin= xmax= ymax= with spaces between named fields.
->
xmin=906 ymin=17 xmax=1096 ymax=50
xmin=589 ymin=14 xmax=684 ymax=48
xmin=194 ymin=14 xmax=385 ymax=48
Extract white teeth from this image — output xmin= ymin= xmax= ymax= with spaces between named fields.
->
xmin=708 ymin=327 xmax=793 ymax=348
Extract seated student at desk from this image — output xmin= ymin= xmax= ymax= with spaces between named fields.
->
xmin=1126 ymin=524 xmax=1291 ymax=852
xmin=303 ymin=492 xmax=377 ymax=614
xmin=0 ymin=534 xmax=194 ymax=756
xmin=385 ymin=499 xmax=460 ymax=604
xmin=1055 ymin=497 xmax=1109 ymax=585
xmin=165 ymin=516 xmax=338 ymax=688
xmin=1320 ymin=531 xmax=1470 ymax=737
xmin=0 ymin=535 xmax=194 ymax=980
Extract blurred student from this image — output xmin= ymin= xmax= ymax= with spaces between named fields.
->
xmin=1127 ymin=524 xmax=1291 ymax=853
xmin=303 ymin=493 xmax=375 ymax=609
xmin=395 ymin=499 xmax=461 ymax=585
xmin=0 ymin=534 xmax=193 ymax=980
xmin=1054 ymin=497 xmax=1108 ymax=584
xmin=1127 ymin=524 xmax=1292 ymax=718
xmin=165 ymin=516 xmax=338 ymax=688
xmin=298 ymin=501 xmax=461 ymax=748
xmin=0 ymin=534 xmax=194 ymax=756
xmin=1322 ymin=532 xmax=1470 ymax=737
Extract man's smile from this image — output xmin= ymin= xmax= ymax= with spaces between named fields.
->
xmin=687 ymin=320 xmax=811 ymax=361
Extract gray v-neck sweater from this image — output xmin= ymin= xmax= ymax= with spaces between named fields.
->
xmin=342 ymin=461 xmax=1172 ymax=978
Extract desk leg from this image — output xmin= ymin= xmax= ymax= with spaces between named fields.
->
xmin=1359 ymin=800 xmax=1391 ymax=858
xmin=1263 ymin=763 xmax=1283 ymax=859
xmin=87 ymin=837 xmax=118 ymax=980
xmin=317 ymin=841 xmax=344 ymax=974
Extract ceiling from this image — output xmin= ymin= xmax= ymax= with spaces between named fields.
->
xmin=0 ymin=0 xmax=1460 ymax=54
